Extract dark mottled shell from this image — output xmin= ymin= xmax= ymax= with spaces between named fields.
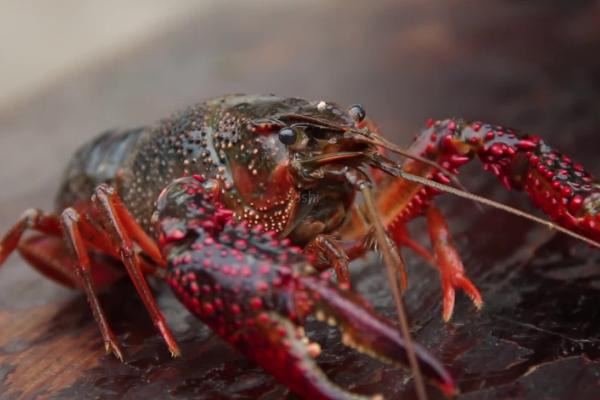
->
xmin=55 ymin=95 xmax=355 ymax=239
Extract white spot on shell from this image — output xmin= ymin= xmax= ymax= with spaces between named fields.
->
xmin=317 ymin=101 xmax=327 ymax=111
xmin=307 ymin=342 xmax=322 ymax=358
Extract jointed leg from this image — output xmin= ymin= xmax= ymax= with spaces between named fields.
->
xmin=386 ymin=208 xmax=482 ymax=321
xmin=389 ymin=222 xmax=434 ymax=264
xmin=0 ymin=209 xmax=61 ymax=265
xmin=108 ymin=192 xmax=165 ymax=267
xmin=92 ymin=184 xmax=180 ymax=357
xmin=61 ymin=208 xmax=124 ymax=360
xmin=304 ymin=234 xmax=351 ymax=287
xmin=1 ymin=206 xmax=127 ymax=304
xmin=0 ymin=192 xmax=175 ymax=359
xmin=426 ymin=206 xmax=482 ymax=322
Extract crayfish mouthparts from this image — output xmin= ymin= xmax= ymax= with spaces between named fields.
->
xmin=157 ymin=176 xmax=456 ymax=400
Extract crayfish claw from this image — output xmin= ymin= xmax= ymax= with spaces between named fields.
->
xmin=441 ymin=271 xmax=483 ymax=323
xmin=245 ymin=312 xmax=377 ymax=400
xmin=301 ymin=276 xmax=457 ymax=397
xmin=156 ymin=176 xmax=456 ymax=399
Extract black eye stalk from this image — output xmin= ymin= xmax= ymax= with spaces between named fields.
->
xmin=278 ymin=127 xmax=297 ymax=145
xmin=348 ymin=104 xmax=366 ymax=123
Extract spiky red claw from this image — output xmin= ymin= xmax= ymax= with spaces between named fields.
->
xmin=156 ymin=177 xmax=456 ymax=400
xmin=416 ymin=119 xmax=600 ymax=243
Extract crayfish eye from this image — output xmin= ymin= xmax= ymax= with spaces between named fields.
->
xmin=348 ymin=104 xmax=366 ymax=123
xmin=278 ymin=127 xmax=297 ymax=145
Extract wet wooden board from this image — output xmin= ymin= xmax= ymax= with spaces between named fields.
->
xmin=1 ymin=1 xmax=600 ymax=399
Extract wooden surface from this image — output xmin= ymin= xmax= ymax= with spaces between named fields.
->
xmin=2 ymin=1 xmax=600 ymax=399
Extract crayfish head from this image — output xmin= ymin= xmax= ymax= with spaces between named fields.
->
xmin=219 ymin=96 xmax=380 ymax=244
xmin=274 ymin=102 xmax=376 ymax=172
xmin=231 ymin=96 xmax=376 ymax=177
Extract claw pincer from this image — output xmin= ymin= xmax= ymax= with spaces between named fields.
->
xmin=156 ymin=176 xmax=455 ymax=399
xmin=404 ymin=119 xmax=600 ymax=241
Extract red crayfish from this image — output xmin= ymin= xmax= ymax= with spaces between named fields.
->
xmin=1 ymin=94 xmax=599 ymax=400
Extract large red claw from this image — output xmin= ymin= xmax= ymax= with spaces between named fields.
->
xmin=406 ymin=119 xmax=600 ymax=245
xmin=243 ymin=312 xmax=374 ymax=400
xmin=157 ymin=177 xmax=456 ymax=399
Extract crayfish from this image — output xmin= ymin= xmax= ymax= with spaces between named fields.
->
xmin=1 ymin=94 xmax=599 ymax=400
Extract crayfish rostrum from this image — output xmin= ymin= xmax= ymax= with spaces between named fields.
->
xmin=2 ymin=94 xmax=600 ymax=400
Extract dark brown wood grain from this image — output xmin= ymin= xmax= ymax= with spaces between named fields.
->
xmin=2 ymin=1 xmax=600 ymax=399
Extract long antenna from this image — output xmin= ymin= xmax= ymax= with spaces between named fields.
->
xmin=361 ymin=185 xmax=429 ymax=400
xmin=348 ymin=130 xmax=482 ymax=211
xmin=348 ymin=131 xmax=463 ymax=186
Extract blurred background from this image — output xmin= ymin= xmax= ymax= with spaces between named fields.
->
xmin=1 ymin=1 xmax=600 ymax=399
xmin=0 ymin=0 xmax=214 ymax=110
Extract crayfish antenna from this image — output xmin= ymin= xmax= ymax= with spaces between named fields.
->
xmin=360 ymin=184 xmax=429 ymax=400
xmin=347 ymin=129 xmax=465 ymax=190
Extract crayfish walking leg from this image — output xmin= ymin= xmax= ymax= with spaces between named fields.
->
xmin=0 ymin=186 xmax=181 ymax=359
